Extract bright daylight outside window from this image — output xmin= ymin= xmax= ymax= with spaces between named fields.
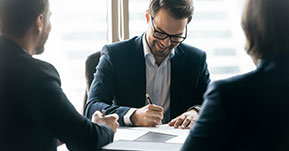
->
xmin=36 ymin=0 xmax=108 ymax=113
xmin=129 ymin=0 xmax=255 ymax=81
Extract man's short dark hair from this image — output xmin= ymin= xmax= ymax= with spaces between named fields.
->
xmin=0 ymin=0 xmax=48 ymax=37
xmin=242 ymin=0 xmax=289 ymax=59
xmin=149 ymin=0 xmax=194 ymax=23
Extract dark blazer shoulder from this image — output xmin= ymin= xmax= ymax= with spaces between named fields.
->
xmin=206 ymin=69 xmax=260 ymax=106
xmin=213 ymin=69 xmax=259 ymax=89
xmin=19 ymin=58 xmax=61 ymax=86
xmin=178 ymin=43 xmax=206 ymax=57
xmin=102 ymin=36 xmax=141 ymax=55
xmin=100 ymin=35 xmax=143 ymax=68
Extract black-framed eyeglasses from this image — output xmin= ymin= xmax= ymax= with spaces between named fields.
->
xmin=150 ymin=15 xmax=187 ymax=43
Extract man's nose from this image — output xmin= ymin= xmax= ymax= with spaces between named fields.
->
xmin=161 ymin=36 xmax=171 ymax=47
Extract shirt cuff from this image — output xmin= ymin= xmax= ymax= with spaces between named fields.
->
xmin=123 ymin=108 xmax=137 ymax=126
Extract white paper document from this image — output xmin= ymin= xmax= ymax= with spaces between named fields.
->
xmin=114 ymin=128 xmax=148 ymax=141
xmin=166 ymin=133 xmax=189 ymax=143
xmin=114 ymin=124 xmax=190 ymax=143
xmin=130 ymin=124 xmax=189 ymax=135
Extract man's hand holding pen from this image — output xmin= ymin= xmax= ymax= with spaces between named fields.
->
xmin=130 ymin=93 xmax=164 ymax=127
xmin=130 ymin=104 xmax=163 ymax=127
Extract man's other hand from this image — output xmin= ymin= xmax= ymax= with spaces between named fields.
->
xmin=168 ymin=109 xmax=199 ymax=129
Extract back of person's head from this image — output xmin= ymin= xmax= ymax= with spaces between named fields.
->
xmin=149 ymin=0 xmax=194 ymax=23
xmin=0 ymin=0 xmax=48 ymax=38
xmin=242 ymin=0 xmax=289 ymax=60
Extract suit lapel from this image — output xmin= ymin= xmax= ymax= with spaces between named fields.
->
xmin=170 ymin=45 xmax=186 ymax=110
xmin=129 ymin=35 xmax=146 ymax=107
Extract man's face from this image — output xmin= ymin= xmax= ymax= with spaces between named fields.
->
xmin=35 ymin=3 xmax=51 ymax=55
xmin=146 ymin=8 xmax=188 ymax=58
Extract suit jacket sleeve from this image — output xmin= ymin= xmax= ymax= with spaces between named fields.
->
xmin=196 ymin=52 xmax=210 ymax=105
xmin=85 ymin=45 xmax=131 ymax=126
xmin=188 ymin=51 xmax=210 ymax=111
xmin=38 ymin=63 xmax=114 ymax=150
xmin=181 ymin=82 xmax=229 ymax=151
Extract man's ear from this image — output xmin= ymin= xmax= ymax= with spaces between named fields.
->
xmin=35 ymin=14 xmax=44 ymax=33
xmin=145 ymin=9 xmax=150 ymax=24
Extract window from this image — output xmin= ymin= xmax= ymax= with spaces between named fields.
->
xmin=45 ymin=1 xmax=108 ymax=150
xmin=37 ymin=0 xmax=108 ymax=113
xmin=186 ymin=0 xmax=255 ymax=80
xmin=129 ymin=0 xmax=148 ymax=37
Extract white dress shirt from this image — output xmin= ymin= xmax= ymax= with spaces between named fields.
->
xmin=123 ymin=34 xmax=175 ymax=125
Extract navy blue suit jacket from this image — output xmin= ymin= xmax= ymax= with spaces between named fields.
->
xmin=0 ymin=37 xmax=114 ymax=151
xmin=86 ymin=35 xmax=210 ymax=126
xmin=182 ymin=56 xmax=289 ymax=151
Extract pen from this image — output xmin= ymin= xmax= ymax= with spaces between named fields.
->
xmin=102 ymin=110 xmax=106 ymax=116
xmin=146 ymin=93 xmax=153 ymax=104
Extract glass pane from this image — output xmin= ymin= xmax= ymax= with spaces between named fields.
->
xmin=129 ymin=0 xmax=149 ymax=37
xmin=187 ymin=0 xmax=255 ymax=80
xmin=129 ymin=0 xmax=255 ymax=81
xmin=36 ymin=0 xmax=108 ymax=113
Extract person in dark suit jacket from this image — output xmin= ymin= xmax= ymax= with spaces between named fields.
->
xmin=86 ymin=0 xmax=210 ymax=128
xmin=0 ymin=0 xmax=119 ymax=150
xmin=181 ymin=0 xmax=289 ymax=150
